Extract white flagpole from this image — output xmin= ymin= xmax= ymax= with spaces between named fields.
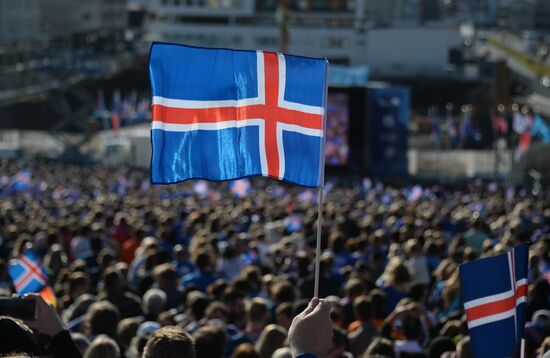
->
xmin=520 ymin=338 xmax=525 ymax=358
xmin=314 ymin=60 xmax=329 ymax=299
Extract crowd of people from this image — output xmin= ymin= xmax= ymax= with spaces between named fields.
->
xmin=2 ymin=160 xmax=550 ymax=357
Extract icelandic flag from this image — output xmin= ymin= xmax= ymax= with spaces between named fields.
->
xmin=460 ymin=111 xmax=481 ymax=142
xmin=491 ymin=111 xmax=509 ymax=135
xmin=149 ymin=43 xmax=328 ymax=187
xmin=193 ymin=180 xmax=210 ymax=197
xmin=230 ymin=178 xmax=251 ymax=198
xmin=429 ymin=106 xmax=440 ymax=146
xmin=12 ymin=169 xmax=31 ymax=191
xmin=8 ymin=249 xmax=57 ymax=306
xmin=531 ymin=114 xmax=550 ymax=144
xmin=407 ymin=185 xmax=423 ymax=202
xmin=446 ymin=107 xmax=459 ymax=145
xmin=460 ymin=243 xmax=528 ymax=358
xmin=298 ymin=189 xmax=316 ymax=204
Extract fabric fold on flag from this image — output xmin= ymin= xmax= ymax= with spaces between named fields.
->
xmin=459 ymin=243 xmax=528 ymax=358
xmin=149 ymin=42 xmax=328 ymax=187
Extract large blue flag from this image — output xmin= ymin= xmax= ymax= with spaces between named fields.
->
xmin=149 ymin=43 xmax=328 ymax=187
xmin=460 ymin=243 xmax=528 ymax=358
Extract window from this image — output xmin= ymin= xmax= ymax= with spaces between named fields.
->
xmin=255 ymin=36 xmax=278 ymax=46
xmin=327 ymin=37 xmax=345 ymax=48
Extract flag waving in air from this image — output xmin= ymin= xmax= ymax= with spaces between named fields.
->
xmin=8 ymin=248 xmax=57 ymax=307
xmin=459 ymin=243 xmax=528 ymax=358
xmin=149 ymin=43 xmax=328 ymax=187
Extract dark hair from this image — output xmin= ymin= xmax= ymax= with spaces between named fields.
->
xmin=365 ymin=337 xmax=395 ymax=358
xmin=153 ymin=263 xmax=178 ymax=285
xmin=401 ymin=316 xmax=422 ymax=341
xmin=103 ymin=267 xmax=122 ymax=293
xmin=187 ymin=292 xmax=210 ymax=321
xmin=193 ymin=325 xmax=227 ymax=358
xmin=0 ymin=316 xmax=40 ymax=356
xmin=271 ymin=281 xmax=295 ymax=303
xmin=408 ymin=282 xmax=426 ymax=303
xmin=143 ymin=326 xmax=194 ymax=358
xmin=85 ymin=301 xmax=121 ymax=338
xmin=275 ymin=302 xmax=293 ymax=319
xmin=354 ymin=295 xmax=373 ymax=322
xmin=368 ymin=289 xmax=386 ymax=319
xmin=196 ymin=252 xmax=212 ymax=271
xmin=248 ymin=298 xmax=268 ymax=323
xmin=427 ymin=336 xmax=456 ymax=358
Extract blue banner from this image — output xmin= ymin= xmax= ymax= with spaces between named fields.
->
xmin=368 ymin=87 xmax=409 ymax=177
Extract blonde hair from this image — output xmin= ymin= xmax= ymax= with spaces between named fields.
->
xmin=254 ymin=324 xmax=287 ymax=358
xmin=385 ymin=257 xmax=411 ymax=286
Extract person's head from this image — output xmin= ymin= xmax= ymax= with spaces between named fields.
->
xmin=408 ymin=282 xmax=427 ymax=304
xmin=136 ymin=321 xmax=162 ymax=353
xmin=364 ymin=337 xmax=395 ymax=358
xmin=231 ymin=343 xmax=260 ymax=358
xmin=271 ymin=281 xmax=296 ymax=303
xmin=254 ymin=324 xmax=287 ymax=358
xmin=247 ymin=297 xmax=269 ymax=327
xmin=143 ymin=326 xmax=194 ymax=358
xmin=84 ymin=301 xmax=121 ymax=338
xmin=205 ymin=301 xmax=230 ymax=322
xmin=62 ymin=294 xmax=97 ymax=324
xmin=386 ymin=258 xmax=411 ymax=286
xmin=427 ymin=336 xmax=456 ymax=358
xmin=328 ymin=233 xmax=346 ymax=253
xmin=83 ymin=335 xmax=120 ymax=358
xmin=193 ymin=324 xmax=227 ymax=358
xmin=71 ymin=332 xmax=91 ymax=354
xmin=275 ymin=302 xmax=294 ymax=330
xmin=344 ymin=278 xmax=366 ymax=300
xmin=368 ymin=289 xmax=386 ymax=319
xmin=117 ymin=317 xmax=142 ymax=350
xmin=456 ymin=336 xmax=472 ymax=358
xmin=353 ymin=295 xmax=373 ymax=322
xmin=102 ymin=267 xmax=124 ymax=295
xmin=532 ymin=279 xmax=550 ymax=301
xmin=68 ymin=272 xmax=90 ymax=298
xmin=143 ymin=288 xmax=167 ymax=318
xmin=153 ymin=263 xmax=179 ymax=289
xmin=401 ymin=315 xmax=422 ymax=341
xmin=186 ymin=291 xmax=210 ymax=321
xmin=404 ymin=238 xmax=422 ymax=258
xmin=195 ymin=251 xmax=213 ymax=272
xmin=0 ymin=316 xmax=40 ymax=356
xmin=222 ymin=286 xmax=246 ymax=320
xmin=43 ymin=243 xmax=67 ymax=274
xmin=271 ymin=347 xmax=292 ymax=358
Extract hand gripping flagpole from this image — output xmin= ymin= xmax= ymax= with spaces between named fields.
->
xmin=314 ymin=61 xmax=329 ymax=299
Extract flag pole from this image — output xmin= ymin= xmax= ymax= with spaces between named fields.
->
xmin=314 ymin=61 xmax=329 ymax=299
xmin=520 ymin=338 xmax=525 ymax=358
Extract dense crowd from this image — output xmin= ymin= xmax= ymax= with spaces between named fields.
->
xmin=2 ymin=160 xmax=550 ymax=357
